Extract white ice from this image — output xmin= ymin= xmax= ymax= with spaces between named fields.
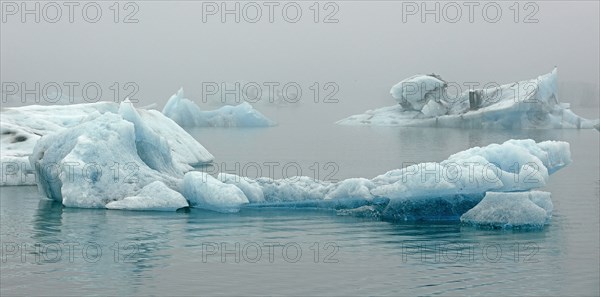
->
xmin=29 ymin=111 xmax=182 ymax=208
xmin=6 ymin=99 xmax=570 ymax=221
xmin=1 ymin=101 xmax=214 ymax=186
xmin=0 ymin=122 xmax=40 ymax=185
xmin=29 ymin=124 xmax=569 ymax=219
xmin=338 ymin=69 xmax=600 ymax=129
xmin=390 ymin=74 xmax=446 ymax=111
xmin=183 ymin=172 xmax=249 ymax=212
xmin=460 ymin=191 xmax=553 ymax=228
xmin=106 ymin=181 xmax=189 ymax=211
xmin=218 ymin=173 xmax=265 ymax=203
xmin=162 ymin=88 xmax=276 ymax=127
xmin=246 ymin=139 xmax=569 ymax=222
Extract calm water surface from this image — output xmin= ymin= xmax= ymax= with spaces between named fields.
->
xmin=1 ymin=125 xmax=599 ymax=296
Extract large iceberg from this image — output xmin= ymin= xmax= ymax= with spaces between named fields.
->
xmin=162 ymin=88 xmax=276 ymax=127
xmin=25 ymin=112 xmax=570 ymax=224
xmin=244 ymin=139 xmax=570 ymax=224
xmin=0 ymin=101 xmax=214 ymax=186
xmin=337 ymin=69 xmax=599 ymax=129
xmin=30 ymin=109 xmax=183 ymax=208
xmin=5 ymin=97 xmax=571 ymax=222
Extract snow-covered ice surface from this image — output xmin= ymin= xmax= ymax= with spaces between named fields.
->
xmin=460 ymin=191 xmax=553 ymax=228
xmin=162 ymin=88 xmax=276 ymax=127
xmin=0 ymin=101 xmax=214 ymax=186
xmin=337 ymin=69 xmax=599 ymax=129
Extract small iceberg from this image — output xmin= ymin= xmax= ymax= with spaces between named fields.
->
xmin=337 ymin=68 xmax=599 ymax=129
xmin=162 ymin=88 xmax=276 ymax=127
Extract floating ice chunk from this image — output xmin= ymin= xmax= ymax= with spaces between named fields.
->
xmin=339 ymin=68 xmax=599 ymax=129
xmin=1 ymin=101 xmax=213 ymax=186
xmin=246 ymin=139 xmax=569 ymax=223
xmin=217 ymin=173 xmax=265 ymax=203
xmin=106 ymin=181 xmax=189 ymax=211
xmin=162 ymin=88 xmax=276 ymax=127
xmin=182 ymin=172 xmax=249 ymax=212
xmin=161 ymin=88 xmax=203 ymax=128
xmin=29 ymin=113 xmax=180 ymax=208
xmin=23 ymin=118 xmax=571 ymax=227
xmin=460 ymin=191 xmax=553 ymax=228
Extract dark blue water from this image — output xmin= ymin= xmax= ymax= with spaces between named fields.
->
xmin=1 ymin=126 xmax=598 ymax=296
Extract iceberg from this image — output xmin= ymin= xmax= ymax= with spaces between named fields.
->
xmin=162 ymin=88 xmax=276 ymax=127
xmin=460 ymin=191 xmax=553 ymax=228
xmin=29 ymin=111 xmax=182 ymax=208
xmin=23 ymin=101 xmax=233 ymax=211
xmin=12 ymin=102 xmax=570 ymax=221
xmin=244 ymin=139 xmax=570 ymax=222
xmin=24 ymin=111 xmax=570 ymax=223
xmin=0 ymin=101 xmax=214 ymax=186
xmin=337 ymin=69 xmax=599 ymax=129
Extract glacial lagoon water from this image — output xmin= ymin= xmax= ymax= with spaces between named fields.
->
xmin=1 ymin=124 xmax=598 ymax=296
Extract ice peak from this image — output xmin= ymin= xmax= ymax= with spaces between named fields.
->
xmin=177 ymin=87 xmax=185 ymax=98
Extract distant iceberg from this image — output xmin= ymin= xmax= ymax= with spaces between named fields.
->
xmin=337 ymin=69 xmax=599 ymax=129
xmin=0 ymin=101 xmax=214 ymax=186
xmin=162 ymin=88 xmax=276 ymax=127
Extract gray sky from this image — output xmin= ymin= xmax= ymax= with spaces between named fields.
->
xmin=1 ymin=1 xmax=599 ymax=122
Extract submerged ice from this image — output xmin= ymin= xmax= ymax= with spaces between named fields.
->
xmin=338 ymin=69 xmax=599 ymax=129
xmin=460 ymin=191 xmax=553 ymax=228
